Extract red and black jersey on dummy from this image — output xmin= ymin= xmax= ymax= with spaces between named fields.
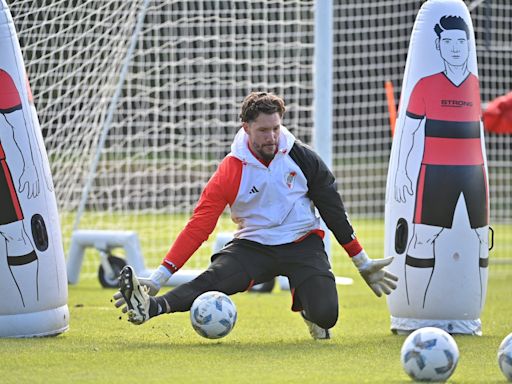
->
xmin=406 ymin=72 xmax=488 ymax=229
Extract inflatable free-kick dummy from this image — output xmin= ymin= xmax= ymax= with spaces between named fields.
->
xmin=0 ymin=0 xmax=68 ymax=337
xmin=385 ymin=0 xmax=490 ymax=335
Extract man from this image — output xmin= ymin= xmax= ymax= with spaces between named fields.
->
xmin=114 ymin=92 xmax=397 ymax=339
xmin=394 ymin=16 xmax=488 ymax=308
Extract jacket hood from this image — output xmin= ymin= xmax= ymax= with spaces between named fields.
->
xmin=230 ymin=125 xmax=296 ymax=164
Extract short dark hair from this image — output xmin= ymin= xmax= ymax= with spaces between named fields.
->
xmin=434 ymin=15 xmax=469 ymax=39
xmin=239 ymin=92 xmax=286 ymax=123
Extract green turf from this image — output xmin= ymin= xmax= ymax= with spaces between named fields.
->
xmin=2 ymin=217 xmax=510 ymax=383
xmin=0 ymin=264 xmax=510 ymax=383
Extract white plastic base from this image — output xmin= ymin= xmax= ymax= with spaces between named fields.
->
xmin=390 ymin=316 xmax=482 ymax=336
xmin=0 ymin=305 xmax=69 ymax=338
xmin=67 ymin=230 xmax=146 ymax=284
xmin=66 ymin=230 xmax=353 ymax=290
xmin=335 ymin=276 xmax=353 ymax=285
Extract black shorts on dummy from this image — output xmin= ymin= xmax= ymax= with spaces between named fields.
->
xmin=162 ymin=234 xmax=338 ymax=329
xmin=414 ymin=164 xmax=488 ymax=228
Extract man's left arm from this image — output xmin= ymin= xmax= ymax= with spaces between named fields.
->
xmin=289 ymin=141 xmax=398 ymax=296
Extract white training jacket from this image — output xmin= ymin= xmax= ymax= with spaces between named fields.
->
xmin=162 ymin=125 xmax=360 ymax=273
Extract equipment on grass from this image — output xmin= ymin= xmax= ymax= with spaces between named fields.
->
xmin=0 ymin=0 xmax=68 ymax=338
xmin=498 ymin=333 xmax=512 ymax=381
xmin=400 ymin=327 xmax=459 ymax=382
xmin=67 ymin=229 xmax=219 ymax=289
xmin=384 ymin=0 xmax=490 ymax=335
xmin=68 ymin=228 xmax=354 ymax=292
xmin=67 ymin=230 xmax=143 ymax=288
xmin=190 ymin=291 xmax=237 ymax=339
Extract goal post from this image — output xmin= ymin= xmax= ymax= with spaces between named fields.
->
xmin=313 ymin=0 xmax=333 ymax=257
xmin=7 ymin=0 xmax=512 ymax=281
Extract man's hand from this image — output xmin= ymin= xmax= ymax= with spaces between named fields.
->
xmin=112 ymin=265 xmax=172 ymax=309
xmin=351 ymin=250 xmax=398 ymax=297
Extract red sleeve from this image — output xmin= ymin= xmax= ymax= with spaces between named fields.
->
xmin=162 ymin=155 xmax=242 ymax=271
xmin=342 ymin=238 xmax=363 ymax=257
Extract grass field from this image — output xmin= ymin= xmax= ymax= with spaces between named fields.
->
xmin=0 ymin=265 xmax=511 ymax=383
xmin=1 ymin=218 xmax=511 ymax=383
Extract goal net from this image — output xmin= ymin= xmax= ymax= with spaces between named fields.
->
xmin=7 ymin=0 xmax=512 ymax=278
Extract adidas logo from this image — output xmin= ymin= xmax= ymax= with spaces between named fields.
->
xmin=249 ymin=186 xmax=259 ymax=194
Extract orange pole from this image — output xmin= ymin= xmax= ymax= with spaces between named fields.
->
xmin=385 ymin=80 xmax=397 ymax=137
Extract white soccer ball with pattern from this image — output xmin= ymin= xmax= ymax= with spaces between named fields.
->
xmin=190 ymin=291 xmax=237 ymax=339
xmin=498 ymin=333 xmax=512 ymax=381
xmin=400 ymin=327 xmax=459 ymax=382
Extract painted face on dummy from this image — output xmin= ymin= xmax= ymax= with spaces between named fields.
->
xmin=243 ymin=112 xmax=281 ymax=163
xmin=436 ymin=29 xmax=469 ymax=67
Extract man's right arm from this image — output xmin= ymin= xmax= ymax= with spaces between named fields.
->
xmin=290 ymin=141 xmax=398 ymax=297
xmin=140 ymin=155 xmax=242 ymax=294
xmin=161 ymin=155 xmax=242 ymax=272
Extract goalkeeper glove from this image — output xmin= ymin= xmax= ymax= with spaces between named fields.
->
xmin=351 ymin=250 xmax=398 ymax=297
xmin=113 ymin=265 xmax=172 ymax=309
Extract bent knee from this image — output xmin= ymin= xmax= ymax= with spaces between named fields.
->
xmin=307 ymin=306 xmax=338 ymax=329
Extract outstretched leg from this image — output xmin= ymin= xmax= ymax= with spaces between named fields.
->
xmin=118 ymin=254 xmax=254 ymax=325
xmin=162 ymin=255 xmax=253 ymax=313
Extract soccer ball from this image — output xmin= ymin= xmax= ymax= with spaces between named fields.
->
xmin=498 ymin=333 xmax=512 ymax=381
xmin=190 ymin=291 xmax=237 ymax=339
xmin=400 ymin=327 xmax=459 ymax=382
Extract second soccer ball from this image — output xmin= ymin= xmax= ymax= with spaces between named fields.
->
xmin=498 ymin=333 xmax=512 ymax=381
xmin=400 ymin=327 xmax=459 ymax=382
